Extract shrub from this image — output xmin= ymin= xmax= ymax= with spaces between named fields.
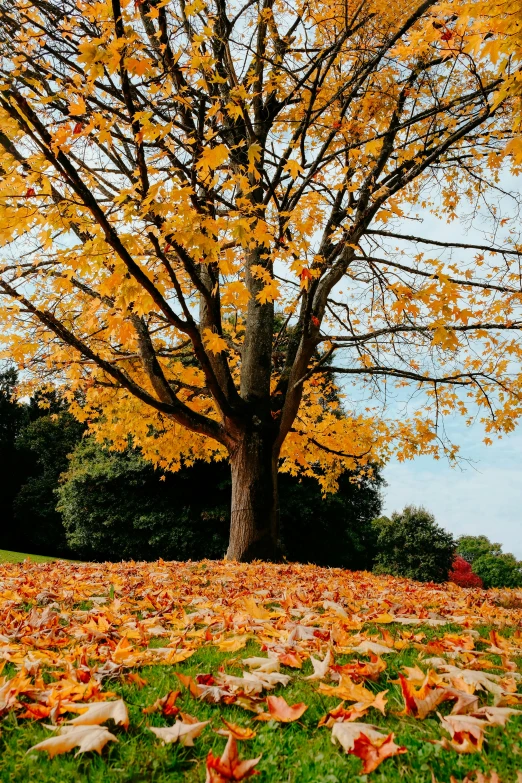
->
xmin=279 ymin=469 xmax=383 ymax=570
xmin=57 ymin=439 xmax=231 ymax=561
xmin=449 ymin=556 xmax=483 ymax=588
xmin=372 ymin=505 xmax=456 ymax=583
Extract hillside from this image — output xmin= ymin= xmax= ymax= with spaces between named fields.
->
xmin=0 ymin=559 xmax=521 ymax=782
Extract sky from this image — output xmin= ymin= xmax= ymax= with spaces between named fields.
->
xmin=374 ymin=175 xmax=522 ymax=559
xmin=382 ymin=426 xmax=522 ymax=560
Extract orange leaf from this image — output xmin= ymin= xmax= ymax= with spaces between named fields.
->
xmin=257 ymin=695 xmax=308 ymax=723
xmin=216 ymin=719 xmax=257 ymax=740
xmin=349 ymin=732 xmax=407 ymax=773
xmin=205 ymin=734 xmax=261 ymax=782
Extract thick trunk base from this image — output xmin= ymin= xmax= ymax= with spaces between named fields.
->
xmin=226 ymin=430 xmax=281 ymax=562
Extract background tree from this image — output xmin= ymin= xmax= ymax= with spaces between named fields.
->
xmin=1 ymin=0 xmax=522 ymax=560
xmin=13 ymin=407 xmax=84 ymax=556
xmin=456 ymin=534 xmax=522 ymax=588
xmin=279 ymin=469 xmax=383 ymax=570
xmin=372 ymin=505 xmax=456 ymax=583
xmin=457 ymin=534 xmax=503 ymax=564
xmin=0 ymin=365 xmax=30 ymax=548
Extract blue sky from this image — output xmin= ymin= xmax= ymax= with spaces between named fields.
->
xmin=382 ymin=426 xmax=522 ymax=559
xmin=374 ymin=175 xmax=522 ymax=559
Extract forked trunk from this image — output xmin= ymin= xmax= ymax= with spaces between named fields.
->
xmin=227 ymin=429 xmax=280 ymax=561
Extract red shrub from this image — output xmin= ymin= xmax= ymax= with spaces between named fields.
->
xmin=449 ymin=556 xmax=483 ymax=588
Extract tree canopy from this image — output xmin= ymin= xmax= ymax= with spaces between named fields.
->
xmin=0 ymin=0 xmax=521 ymax=558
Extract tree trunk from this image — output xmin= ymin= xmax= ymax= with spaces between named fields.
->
xmin=227 ymin=428 xmax=280 ymax=561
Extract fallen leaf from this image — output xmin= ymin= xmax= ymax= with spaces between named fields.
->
xmin=205 ymin=734 xmax=261 ymax=782
xmin=304 ymin=649 xmax=333 ymax=681
xmin=27 ymin=725 xmax=117 ymax=757
xmin=143 ymin=690 xmax=181 ymax=716
xmin=215 ymin=719 xmax=257 ymax=740
xmin=257 ymin=695 xmax=308 ymax=722
xmin=66 ymin=699 xmax=129 ymax=729
xmin=350 ymin=731 xmax=407 ymax=773
xmin=149 ymin=718 xmax=209 ymax=746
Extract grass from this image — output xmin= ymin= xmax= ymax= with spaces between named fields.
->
xmin=0 ymin=559 xmax=521 ymax=783
xmin=0 ymin=549 xmax=58 ymax=563
xmin=1 ymin=628 xmax=521 ymax=783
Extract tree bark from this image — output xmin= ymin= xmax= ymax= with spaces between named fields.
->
xmin=227 ymin=427 xmax=281 ymax=561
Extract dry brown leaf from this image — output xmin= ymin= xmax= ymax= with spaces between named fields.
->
xmin=215 ymin=719 xmax=257 ymax=740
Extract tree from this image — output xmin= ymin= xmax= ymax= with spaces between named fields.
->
xmin=279 ymin=469 xmax=383 ymax=570
xmin=457 ymin=534 xmax=502 ymax=564
xmin=0 ymin=365 xmax=30 ymax=547
xmin=59 ymin=436 xmax=383 ymax=565
xmin=456 ymin=534 xmax=522 ymax=588
xmin=58 ymin=439 xmax=231 ymax=560
xmin=448 ymin=556 xmax=483 ymax=588
xmin=1 ymin=0 xmax=522 ymax=560
xmin=373 ymin=505 xmax=456 ymax=583
xmin=13 ymin=409 xmax=84 ymax=555
xmin=473 ymin=552 xmax=522 ymax=589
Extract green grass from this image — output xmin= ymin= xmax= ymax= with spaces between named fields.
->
xmin=1 ymin=626 xmax=521 ymax=783
xmin=0 ymin=549 xmax=58 ymax=563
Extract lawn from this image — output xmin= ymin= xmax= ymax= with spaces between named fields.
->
xmin=0 ymin=549 xmax=58 ymax=564
xmin=0 ymin=559 xmax=521 ymax=783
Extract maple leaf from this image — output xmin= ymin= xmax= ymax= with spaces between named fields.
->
xmin=332 ymin=654 xmax=386 ymax=682
xmin=349 ymin=732 xmax=408 ymax=773
xmin=149 ymin=718 xmax=209 ymax=746
xmin=203 ymin=328 xmax=228 ymax=354
xmin=27 ymin=725 xmax=118 ymax=758
xmin=257 ymin=695 xmax=308 ymax=722
xmin=331 ymin=721 xmax=407 ymax=771
xmin=65 ymin=698 xmax=129 ymax=728
xmin=304 ymin=649 xmax=333 ymax=681
xmin=205 ymin=734 xmax=261 ymax=782
xmin=242 ymin=656 xmax=280 ymax=673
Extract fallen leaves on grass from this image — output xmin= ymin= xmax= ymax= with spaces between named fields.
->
xmin=1 ymin=559 xmax=522 ymax=778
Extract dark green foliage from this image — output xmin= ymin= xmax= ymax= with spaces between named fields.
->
xmin=0 ymin=367 xmax=31 ymax=550
xmin=13 ymin=411 xmax=84 ymax=556
xmin=372 ymin=505 xmax=456 ymax=583
xmin=278 ymin=470 xmax=383 ymax=570
xmin=57 ymin=439 xmax=231 ymax=561
xmin=457 ymin=534 xmax=503 ymax=563
xmin=472 ymin=552 xmax=522 ymax=588
xmin=456 ymin=535 xmax=522 ymax=588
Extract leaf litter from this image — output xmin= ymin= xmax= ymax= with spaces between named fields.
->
xmin=0 ymin=558 xmax=521 ymax=779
